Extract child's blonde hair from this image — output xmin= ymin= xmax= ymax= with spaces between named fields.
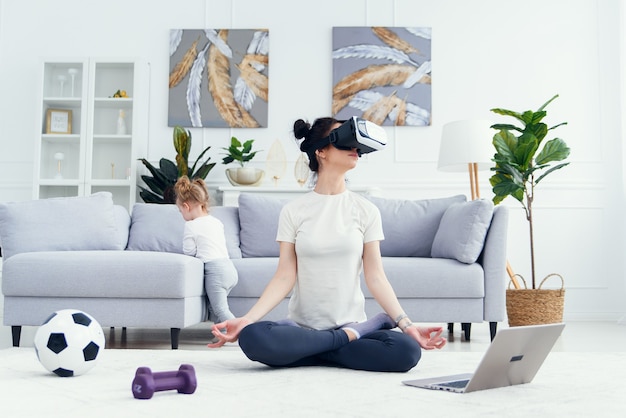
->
xmin=174 ymin=176 xmax=210 ymax=210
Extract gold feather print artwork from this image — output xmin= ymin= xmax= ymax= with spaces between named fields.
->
xmin=238 ymin=55 xmax=269 ymax=102
xmin=168 ymin=29 xmax=269 ymax=128
xmin=332 ymin=27 xmax=431 ymax=126
xmin=169 ymin=37 xmax=199 ymax=88
xmin=372 ymin=27 xmax=420 ymax=55
xmin=208 ymin=30 xmax=248 ymax=128
xmin=332 ymin=64 xmax=417 ymax=112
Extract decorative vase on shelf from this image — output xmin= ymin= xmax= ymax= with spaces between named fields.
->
xmin=225 ymin=167 xmax=265 ymax=187
xmin=54 ymin=152 xmax=65 ymax=180
xmin=221 ymin=136 xmax=264 ymax=187
xmin=57 ymin=75 xmax=67 ymax=97
xmin=68 ymin=68 xmax=78 ymax=97
xmin=116 ymin=109 xmax=127 ymax=135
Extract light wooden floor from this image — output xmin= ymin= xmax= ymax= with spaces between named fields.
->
xmin=3 ymin=320 xmax=626 ymax=353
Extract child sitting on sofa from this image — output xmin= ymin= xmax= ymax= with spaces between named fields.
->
xmin=174 ymin=176 xmax=238 ymax=324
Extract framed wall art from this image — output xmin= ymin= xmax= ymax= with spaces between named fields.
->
xmin=168 ymin=29 xmax=269 ymax=128
xmin=46 ymin=109 xmax=72 ymax=134
xmin=332 ymin=27 xmax=432 ymax=126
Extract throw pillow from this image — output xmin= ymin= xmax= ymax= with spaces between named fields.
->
xmin=366 ymin=195 xmax=467 ymax=257
xmin=127 ymin=203 xmax=185 ymax=253
xmin=431 ymin=199 xmax=495 ymax=264
xmin=0 ymin=192 xmax=121 ymax=260
xmin=238 ymin=193 xmax=287 ymax=257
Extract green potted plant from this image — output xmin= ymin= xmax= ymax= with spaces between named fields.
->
xmin=138 ymin=126 xmax=216 ymax=203
xmin=221 ymin=136 xmax=264 ymax=186
xmin=489 ymin=94 xmax=570 ymax=325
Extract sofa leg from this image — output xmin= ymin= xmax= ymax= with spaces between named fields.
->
xmin=170 ymin=328 xmax=181 ymax=350
xmin=12 ymin=326 xmax=22 ymax=347
xmin=461 ymin=323 xmax=471 ymax=341
xmin=489 ymin=322 xmax=497 ymax=341
xmin=108 ymin=327 xmax=128 ymax=333
xmin=447 ymin=323 xmax=454 ymax=333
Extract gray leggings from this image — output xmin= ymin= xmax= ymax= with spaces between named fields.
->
xmin=204 ymin=258 xmax=238 ymax=323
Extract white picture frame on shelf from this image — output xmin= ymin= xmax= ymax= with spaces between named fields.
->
xmin=46 ymin=109 xmax=72 ymax=134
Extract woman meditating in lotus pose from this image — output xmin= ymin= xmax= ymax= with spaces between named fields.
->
xmin=208 ymin=117 xmax=446 ymax=372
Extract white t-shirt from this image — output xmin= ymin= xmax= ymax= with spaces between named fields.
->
xmin=182 ymin=214 xmax=229 ymax=262
xmin=276 ymin=190 xmax=384 ymax=330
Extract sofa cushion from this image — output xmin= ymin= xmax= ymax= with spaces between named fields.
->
xmin=210 ymin=206 xmax=242 ymax=259
xmin=362 ymin=257 xmax=485 ymax=298
xmin=431 ymin=199 xmax=494 ymax=264
xmin=127 ymin=203 xmax=243 ymax=259
xmin=238 ymin=194 xmax=287 ymax=257
xmin=230 ymin=258 xmax=281 ymax=297
xmin=0 ymin=192 xmax=122 ymax=260
xmin=127 ymin=203 xmax=185 ymax=253
xmin=366 ymin=195 xmax=466 ymax=257
xmin=113 ymin=205 xmax=131 ymax=249
xmin=2 ymin=251 xmax=205 ymax=298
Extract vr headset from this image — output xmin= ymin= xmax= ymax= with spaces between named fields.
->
xmin=301 ymin=117 xmax=387 ymax=156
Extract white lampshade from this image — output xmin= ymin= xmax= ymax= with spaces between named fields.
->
xmin=437 ymin=120 xmax=494 ymax=172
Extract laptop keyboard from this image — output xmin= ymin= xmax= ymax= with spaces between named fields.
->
xmin=437 ymin=379 xmax=470 ymax=389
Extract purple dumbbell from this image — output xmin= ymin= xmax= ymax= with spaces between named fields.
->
xmin=132 ymin=364 xmax=197 ymax=399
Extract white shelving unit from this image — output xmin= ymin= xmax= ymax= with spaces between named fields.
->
xmin=34 ymin=58 xmax=147 ymax=210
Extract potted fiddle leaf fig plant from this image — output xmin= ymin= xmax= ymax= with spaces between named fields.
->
xmin=489 ymin=94 xmax=570 ymax=326
xmin=221 ymin=136 xmax=264 ymax=186
xmin=138 ymin=126 xmax=216 ymax=203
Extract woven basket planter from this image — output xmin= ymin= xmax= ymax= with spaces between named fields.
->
xmin=506 ymin=273 xmax=565 ymax=327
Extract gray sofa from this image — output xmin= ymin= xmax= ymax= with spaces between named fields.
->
xmin=0 ymin=191 xmax=508 ymax=349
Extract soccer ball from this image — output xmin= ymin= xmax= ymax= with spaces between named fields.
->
xmin=34 ymin=309 xmax=105 ymax=377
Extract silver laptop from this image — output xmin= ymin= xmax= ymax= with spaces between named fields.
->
xmin=402 ymin=323 xmax=565 ymax=393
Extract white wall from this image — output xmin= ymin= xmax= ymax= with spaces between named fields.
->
xmin=0 ymin=0 xmax=623 ymax=321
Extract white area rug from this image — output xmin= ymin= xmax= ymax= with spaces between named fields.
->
xmin=1 ymin=347 xmax=625 ymax=417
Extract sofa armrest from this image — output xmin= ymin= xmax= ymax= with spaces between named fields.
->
xmin=480 ymin=205 xmax=509 ymax=322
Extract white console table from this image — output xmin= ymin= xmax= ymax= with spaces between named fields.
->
xmin=217 ymin=185 xmax=381 ymax=206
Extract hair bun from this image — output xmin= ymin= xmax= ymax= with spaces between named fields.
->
xmin=293 ymin=119 xmax=311 ymax=140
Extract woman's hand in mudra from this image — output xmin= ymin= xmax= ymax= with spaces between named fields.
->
xmin=207 ymin=317 xmax=253 ymax=348
xmin=404 ymin=325 xmax=447 ymax=350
